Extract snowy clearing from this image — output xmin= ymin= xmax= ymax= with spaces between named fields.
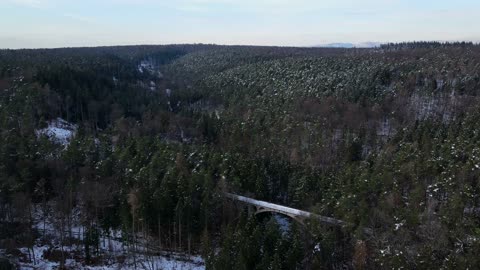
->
xmin=1 ymin=206 xmax=205 ymax=270
xmin=36 ymin=118 xmax=77 ymax=146
xmin=10 ymin=246 xmax=205 ymax=270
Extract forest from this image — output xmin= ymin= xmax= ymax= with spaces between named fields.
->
xmin=0 ymin=42 xmax=480 ymax=269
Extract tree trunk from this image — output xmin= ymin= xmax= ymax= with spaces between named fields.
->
xmin=188 ymin=233 xmax=191 ymax=255
xmin=60 ymin=216 xmax=65 ymax=269
xmin=158 ymin=217 xmax=162 ymax=249
xmin=173 ymin=221 xmax=176 ymax=251
xmin=132 ymin=215 xmax=136 ymax=270
xmin=178 ymin=217 xmax=182 ymax=251
xmin=28 ymin=204 xmax=35 ymax=265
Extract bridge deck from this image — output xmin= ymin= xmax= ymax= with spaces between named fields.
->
xmin=224 ymin=193 xmax=347 ymax=227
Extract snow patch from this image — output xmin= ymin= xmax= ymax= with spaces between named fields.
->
xmin=138 ymin=60 xmax=155 ymax=74
xmin=150 ymin=81 xmax=156 ymax=91
xmin=394 ymin=222 xmax=404 ymax=231
xmin=36 ymin=118 xmax=77 ymax=146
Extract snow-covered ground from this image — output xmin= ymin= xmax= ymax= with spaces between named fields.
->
xmin=11 ymin=246 xmax=205 ymax=270
xmin=36 ymin=118 xmax=77 ymax=146
xmin=138 ymin=60 xmax=155 ymax=74
xmin=1 ymin=206 xmax=204 ymax=270
xmin=11 ymin=245 xmax=204 ymax=270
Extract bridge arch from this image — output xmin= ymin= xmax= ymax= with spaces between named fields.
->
xmin=254 ymin=207 xmax=307 ymax=225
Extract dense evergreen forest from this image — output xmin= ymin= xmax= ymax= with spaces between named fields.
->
xmin=1 ymin=42 xmax=480 ymax=269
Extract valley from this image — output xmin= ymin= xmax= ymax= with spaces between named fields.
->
xmin=0 ymin=43 xmax=480 ymax=269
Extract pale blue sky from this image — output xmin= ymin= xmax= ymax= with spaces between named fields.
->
xmin=1 ymin=0 xmax=479 ymax=48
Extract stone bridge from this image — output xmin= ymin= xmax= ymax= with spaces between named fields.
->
xmin=224 ymin=192 xmax=347 ymax=227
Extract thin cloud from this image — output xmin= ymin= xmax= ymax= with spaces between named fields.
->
xmin=62 ymin=13 xmax=97 ymax=24
xmin=5 ymin=0 xmax=97 ymax=24
xmin=6 ymin=0 xmax=49 ymax=8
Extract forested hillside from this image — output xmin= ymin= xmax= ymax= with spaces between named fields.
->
xmin=1 ymin=43 xmax=480 ymax=269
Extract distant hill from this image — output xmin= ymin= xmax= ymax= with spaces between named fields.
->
xmin=315 ymin=42 xmax=381 ymax=48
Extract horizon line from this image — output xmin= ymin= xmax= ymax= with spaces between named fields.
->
xmin=1 ymin=40 xmax=479 ymax=50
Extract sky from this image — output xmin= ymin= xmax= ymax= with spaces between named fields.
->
xmin=0 ymin=0 xmax=479 ymax=48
